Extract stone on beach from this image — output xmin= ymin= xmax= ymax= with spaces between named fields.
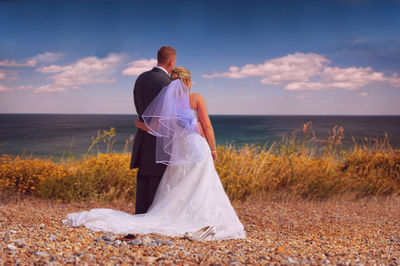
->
xmin=0 ymin=196 xmax=399 ymax=264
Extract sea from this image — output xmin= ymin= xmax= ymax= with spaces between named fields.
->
xmin=0 ymin=114 xmax=399 ymax=159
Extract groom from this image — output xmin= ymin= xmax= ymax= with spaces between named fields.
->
xmin=130 ymin=46 xmax=177 ymax=214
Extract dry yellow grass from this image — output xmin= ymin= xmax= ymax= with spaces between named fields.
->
xmin=0 ymin=153 xmax=137 ymax=202
xmin=0 ymin=122 xmax=399 ymax=202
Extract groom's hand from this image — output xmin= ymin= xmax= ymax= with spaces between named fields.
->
xmin=135 ymin=117 xmax=142 ymax=129
xmin=135 ymin=117 xmax=149 ymax=132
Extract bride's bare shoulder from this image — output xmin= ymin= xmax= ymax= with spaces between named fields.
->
xmin=189 ymin=93 xmax=205 ymax=101
xmin=189 ymin=93 xmax=205 ymax=108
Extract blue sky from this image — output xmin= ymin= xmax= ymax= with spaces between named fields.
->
xmin=1 ymin=0 xmax=399 ymax=115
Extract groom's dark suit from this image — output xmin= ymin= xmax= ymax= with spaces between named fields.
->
xmin=130 ymin=67 xmax=170 ymax=214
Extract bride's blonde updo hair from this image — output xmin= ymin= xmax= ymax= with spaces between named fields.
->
xmin=171 ymin=66 xmax=191 ymax=87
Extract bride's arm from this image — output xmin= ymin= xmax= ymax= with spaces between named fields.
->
xmin=196 ymin=94 xmax=217 ymax=161
xmin=135 ymin=117 xmax=149 ymax=132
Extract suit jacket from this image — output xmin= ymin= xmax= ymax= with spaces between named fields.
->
xmin=130 ymin=67 xmax=171 ymax=176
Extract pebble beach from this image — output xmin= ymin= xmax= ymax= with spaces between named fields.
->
xmin=1 ymin=196 xmax=399 ymax=265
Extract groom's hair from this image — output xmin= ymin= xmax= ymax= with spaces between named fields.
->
xmin=157 ymin=46 xmax=176 ymax=64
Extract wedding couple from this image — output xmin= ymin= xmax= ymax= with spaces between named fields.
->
xmin=63 ymin=46 xmax=246 ymax=241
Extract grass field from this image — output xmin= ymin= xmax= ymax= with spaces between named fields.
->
xmin=1 ymin=122 xmax=399 ymax=202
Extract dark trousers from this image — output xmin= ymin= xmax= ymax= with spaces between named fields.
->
xmin=135 ymin=168 xmax=163 ymax=214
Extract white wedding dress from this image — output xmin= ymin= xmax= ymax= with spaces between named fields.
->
xmin=63 ymin=110 xmax=246 ymax=240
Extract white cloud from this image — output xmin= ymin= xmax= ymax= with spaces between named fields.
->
xmin=0 ymin=59 xmax=37 ymax=67
xmin=320 ymin=66 xmax=387 ymax=90
xmin=35 ymin=53 xmax=123 ymax=93
xmin=388 ymin=73 xmax=400 ymax=87
xmin=236 ymin=88 xmax=244 ymax=93
xmin=0 ymin=70 xmax=6 ymax=80
xmin=284 ymin=82 xmax=327 ymax=91
xmin=122 ymin=59 xmax=157 ymax=76
xmin=357 ymin=92 xmax=369 ymax=97
xmin=33 ymin=84 xmax=71 ymax=93
xmin=31 ymin=52 xmax=64 ymax=63
xmin=203 ymin=53 xmax=328 ymax=83
xmin=0 ymin=52 xmax=63 ymax=68
xmin=273 ymin=96 xmax=285 ymax=100
xmin=203 ymin=52 xmax=400 ymax=91
xmin=297 ymin=95 xmax=305 ymax=100
xmin=0 ymin=69 xmax=18 ymax=82
xmin=0 ymin=83 xmax=33 ymax=92
xmin=36 ymin=65 xmax=64 ymax=73
xmin=284 ymin=66 xmax=398 ymax=91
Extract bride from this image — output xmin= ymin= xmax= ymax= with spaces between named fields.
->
xmin=63 ymin=67 xmax=246 ymax=241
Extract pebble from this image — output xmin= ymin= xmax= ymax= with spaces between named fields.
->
xmin=142 ymin=236 xmax=151 ymax=245
xmin=14 ymin=239 xmax=26 ymax=247
xmin=1 ymin=197 xmax=399 ymax=265
xmin=102 ymin=235 xmax=115 ymax=242
xmin=146 ymin=241 xmax=158 ymax=247
xmin=7 ymin=244 xmax=17 ymax=250
xmin=35 ymin=251 xmax=49 ymax=256
xmin=162 ymin=240 xmax=175 ymax=246
xmin=286 ymin=257 xmax=296 ymax=264
xmin=129 ymin=238 xmax=142 ymax=246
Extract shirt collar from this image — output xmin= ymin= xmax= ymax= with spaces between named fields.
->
xmin=155 ymin=66 xmax=170 ymax=77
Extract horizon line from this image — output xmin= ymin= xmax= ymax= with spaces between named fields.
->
xmin=1 ymin=112 xmax=400 ymax=116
